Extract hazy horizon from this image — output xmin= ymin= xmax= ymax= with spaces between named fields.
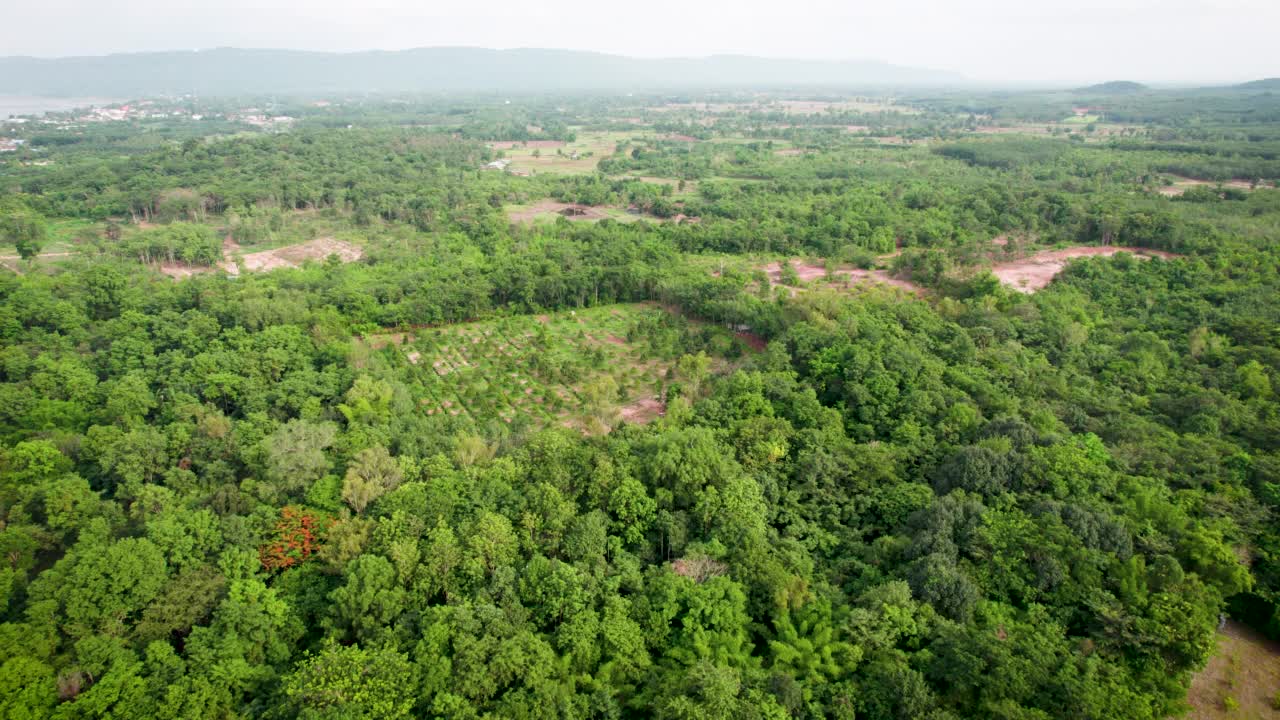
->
xmin=5 ymin=0 xmax=1279 ymax=86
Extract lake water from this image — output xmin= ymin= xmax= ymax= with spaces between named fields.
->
xmin=0 ymin=95 xmax=121 ymax=118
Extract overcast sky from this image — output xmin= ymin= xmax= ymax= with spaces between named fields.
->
xmin=5 ymin=0 xmax=1278 ymax=85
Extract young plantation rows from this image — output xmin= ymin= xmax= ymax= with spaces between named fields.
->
xmin=363 ymin=304 xmax=742 ymax=431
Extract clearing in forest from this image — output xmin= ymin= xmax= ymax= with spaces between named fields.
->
xmin=1183 ymin=620 xmax=1280 ymax=719
xmin=991 ymin=246 xmax=1177 ymax=293
xmin=501 ymin=197 xmax=670 ymax=222
xmin=220 ymin=237 xmax=362 ymax=275
xmin=1158 ymin=175 xmax=1262 ymax=196
xmin=491 ymin=131 xmax=630 ymax=175
xmin=504 ymin=200 xmax=638 ymax=224
xmin=363 ymin=304 xmax=748 ymax=433
xmin=757 ymin=258 xmax=925 ymax=295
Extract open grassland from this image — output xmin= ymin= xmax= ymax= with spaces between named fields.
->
xmin=491 ymin=131 xmax=636 ymax=175
xmin=504 ymin=199 xmax=644 ymax=225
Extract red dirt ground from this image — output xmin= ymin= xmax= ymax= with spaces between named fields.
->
xmin=734 ymin=331 xmax=768 ymax=351
xmin=992 ymin=246 xmax=1178 ymax=293
xmin=620 ymin=396 xmax=666 ymax=424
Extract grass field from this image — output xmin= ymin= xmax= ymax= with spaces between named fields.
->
xmin=494 ymin=130 xmax=638 ymax=175
xmin=364 ymin=304 xmax=747 ymax=433
xmin=504 ymin=200 xmax=644 ymax=225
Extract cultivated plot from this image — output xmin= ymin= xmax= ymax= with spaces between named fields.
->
xmin=363 ymin=304 xmax=744 ymax=433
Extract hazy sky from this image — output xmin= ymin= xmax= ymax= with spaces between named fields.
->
xmin=6 ymin=0 xmax=1278 ymax=85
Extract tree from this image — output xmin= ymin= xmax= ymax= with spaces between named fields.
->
xmin=263 ymin=420 xmax=337 ymax=496
xmin=327 ymin=555 xmax=407 ymax=643
xmin=284 ymin=640 xmax=417 ymax=720
xmin=342 ymin=446 xmax=403 ymax=514
xmin=59 ymin=537 xmax=168 ymax=638
xmin=0 ymin=203 xmax=48 ymax=261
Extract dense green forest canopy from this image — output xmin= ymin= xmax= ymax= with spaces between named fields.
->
xmin=0 ymin=87 xmax=1278 ymax=719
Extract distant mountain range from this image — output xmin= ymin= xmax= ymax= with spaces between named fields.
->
xmin=0 ymin=47 xmax=964 ymax=97
xmin=1234 ymin=78 xmax=1280 ymax=90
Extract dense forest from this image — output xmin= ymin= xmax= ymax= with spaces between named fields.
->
xmin=0 ymin=87 xmax=1278 ymax=719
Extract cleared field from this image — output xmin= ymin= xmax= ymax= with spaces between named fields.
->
xmin=366 ymin=304 xmax=746 ymax=433
xmin=221 ymin=237 xmax=362 ymax=274
xmin=992 ymin=246 xmax=1178 ymax=293
xmin=750 ymin=257 xmax=924 ymax=295
xmin=494 ymin=131 xmax=634 ymax=175
xmin=1183 ymin=620 xmax=1280 ymax=719
xmin=504 ymin=200 xmax=643 ymax=225
xmin=1159 ymin=175 xmax=1263 ymax=196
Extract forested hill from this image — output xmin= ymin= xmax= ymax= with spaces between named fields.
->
xmin=1076 ymin=81 xmax=1148 ymax=94
xmin=0 ymin=48 xmax=961 ymax=96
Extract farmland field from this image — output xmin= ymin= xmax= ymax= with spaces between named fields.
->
xmin=491 ymin=130 xmax=638 ymax=175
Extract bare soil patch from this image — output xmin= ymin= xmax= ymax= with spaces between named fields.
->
xmin=992 ymin=246 xmax=1177 ymax=293
xmin=760 ymin=259 xmax=925 ymax=295
xmin=157 ymin=261 xmax=213 ymax=279
xmin=1183 ymin=620 xmax=1280 ymax=719
xmin=734 ymin=331 xmax=768 ymax=351
xmin=1158 ymin=175 xmax=1261 ymax=197
xmin=221 ymin=238 xmax=362 ymax=275
xmin=842 ymin=269 xmax=925 ymax=294
xmin=620 ymin=396 xmax=666 ymax=425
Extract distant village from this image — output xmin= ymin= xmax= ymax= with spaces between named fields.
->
xmin=1 ymin=98 xmax=297 ymax=149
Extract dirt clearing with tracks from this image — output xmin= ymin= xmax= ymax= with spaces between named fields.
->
xmin=992 ymin=246 xmax=1177 ymax=293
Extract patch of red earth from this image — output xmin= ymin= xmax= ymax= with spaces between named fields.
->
xmin=154 ymin=262 xmax=212 ymax=279
xmin=760 ymin=260 xmax=831 ymax=284
xmin=663 ymin=134 xmax=698 ymax=142
xmin=774 ymin=148 xmax=808 ymax=156
xmin=992 ymin=246 xmax=1179 ymax=293
xmin=486 ymin=140 xmax=567 ymax=150
xmin=734 ymin=331 xmax=768 ymax=352
xmin=621 ymin=396 xmax=666 ymax=425
xmin=602 ymin=334 xmax=628 ymax=346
